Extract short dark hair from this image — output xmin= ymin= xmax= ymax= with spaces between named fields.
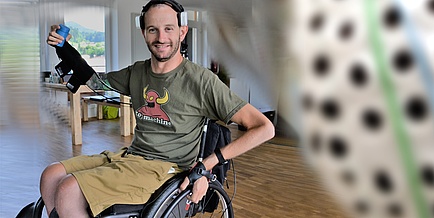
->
xmin=139 ymin=0 xmax=185 ymax=29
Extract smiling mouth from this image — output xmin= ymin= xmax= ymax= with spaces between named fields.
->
xmin=154 ymin=43 xmax=170 ymax=49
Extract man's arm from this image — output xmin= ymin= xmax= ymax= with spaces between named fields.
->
xmin=47 ymin=25 xmax=95 ymax=93
xmin=179 ymin=103 xmax=275 ymax=203
xmin=203 ymin=103 xmax=275 ymax=169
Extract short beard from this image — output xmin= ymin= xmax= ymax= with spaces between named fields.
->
xmin=147 ymin=39 xmax=180 ymax=62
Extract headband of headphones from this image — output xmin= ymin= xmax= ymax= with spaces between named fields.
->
xmin=135 ymin=0 xmax=188 ymax=29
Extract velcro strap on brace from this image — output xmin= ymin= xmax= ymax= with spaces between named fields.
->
xmin=188 ymin=162 xmax=216 ymax=185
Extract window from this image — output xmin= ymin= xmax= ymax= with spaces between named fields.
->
xmin=64 ymin=6 xmax=106 ymax=72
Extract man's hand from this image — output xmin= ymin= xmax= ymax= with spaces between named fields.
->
xmin=179 ymin=176 xmax=209 ymax=203
xmin=47 ymin=25 xmax=71 ymax=46
xmin=179 ymin=162 xmax=213 ymax=204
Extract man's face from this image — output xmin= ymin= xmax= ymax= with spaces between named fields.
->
xmin=143 ymin=4 xmax=182 ymax=62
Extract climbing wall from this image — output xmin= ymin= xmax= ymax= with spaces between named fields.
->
xmin=292 ymin=0 xmax=434 ymax=217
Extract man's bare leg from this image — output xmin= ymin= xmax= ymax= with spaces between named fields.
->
xmin=40 ymin=162 xmax=67 ymax=216
xmin=55 ymin=174 xmax=90 ymax=217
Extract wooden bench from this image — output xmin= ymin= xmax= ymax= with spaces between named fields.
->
xmin=82 ymin=95 xmax=136 ymax=136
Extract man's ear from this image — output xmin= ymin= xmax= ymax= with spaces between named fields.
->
xmin=180 ymin=26 xmax=188 ymax=41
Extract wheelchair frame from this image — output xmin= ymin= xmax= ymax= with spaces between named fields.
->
xmin=16 ymin=175 xmax=233 ymax=218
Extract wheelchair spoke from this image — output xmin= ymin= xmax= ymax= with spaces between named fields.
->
xmin=157 ymin=182 xmax=233 ymax=218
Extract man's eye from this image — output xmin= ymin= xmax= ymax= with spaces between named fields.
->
xmin=148 ymin=28 xmax=156 ymax=34
xmin=166 ymin=27 xmax=174 ymax=32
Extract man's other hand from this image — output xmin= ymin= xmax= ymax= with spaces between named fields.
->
xmin=179 ymin=176 xmax=209 ymax=203
xmin=47 ymin=25 xmax=71 ymax=46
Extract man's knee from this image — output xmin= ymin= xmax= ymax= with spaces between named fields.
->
xmin=41 ymin=162 xmax=67 ymax=181
xmin=56 ymin=174 xmax=80 ymax=196
xmin=55 ymin=175 xmax=89 ymax=216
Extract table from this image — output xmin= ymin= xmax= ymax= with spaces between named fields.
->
xmin=82 ymin=95 xmax=136 ymax=136
xmin=43 ymin=83 xmax=133 ymax=145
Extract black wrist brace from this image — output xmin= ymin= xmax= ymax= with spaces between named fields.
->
xmin=188 ymin=162 xmax=216 ymax=185
xmin=53 ymin=41 xmax=96 ymax=93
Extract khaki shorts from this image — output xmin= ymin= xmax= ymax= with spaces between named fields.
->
xmin=60 ymin=147 xmax=181 ymax=216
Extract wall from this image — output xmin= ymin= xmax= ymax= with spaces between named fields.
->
xmin=112 ymin=0 xmax=144 ymax=69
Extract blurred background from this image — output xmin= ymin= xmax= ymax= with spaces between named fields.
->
xmin=2 ymin=0 xmax=434 ymax=217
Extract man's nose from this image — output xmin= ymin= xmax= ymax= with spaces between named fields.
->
xmin=156 ymin=31 xmax=168 ymax=41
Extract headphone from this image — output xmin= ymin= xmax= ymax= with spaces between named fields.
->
xmin=135 ymin=0 xmax=188 ymax=29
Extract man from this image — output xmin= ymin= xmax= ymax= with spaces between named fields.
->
xmin=43 ymin=0 xmax=274 ymax=217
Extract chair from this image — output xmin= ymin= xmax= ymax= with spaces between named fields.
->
xmin=16 ymin=118 xmax=234 ymax=218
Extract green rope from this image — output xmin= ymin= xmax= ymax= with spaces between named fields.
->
xmin=363 ymin=1 xmax=429 ymax=218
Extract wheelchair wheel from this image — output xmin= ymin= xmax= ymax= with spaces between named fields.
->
xmin=16 ymin=197 xmax=45 ymax=218
xmin=152 ymin=181 xmax=234 ymax=218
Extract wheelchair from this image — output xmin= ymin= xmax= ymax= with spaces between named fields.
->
xmin=16 ymin=119 xmax=234 ymax=218
xmin=17 ymin=171 xmax=233 ymax=218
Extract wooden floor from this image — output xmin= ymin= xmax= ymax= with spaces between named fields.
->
xmin=0 ymin=105 xmax=349 ymax=218
xmin=226 ymin=125 xmax=347 ymax=218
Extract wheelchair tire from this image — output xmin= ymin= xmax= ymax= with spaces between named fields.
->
xmin=154 ymin=181 xmax=234 ymax=218
xmin=16 ymin=197 xmax=45 ymax=218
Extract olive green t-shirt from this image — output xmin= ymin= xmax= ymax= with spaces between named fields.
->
xmin=107 ymin=59 xmax=246 ymax=169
